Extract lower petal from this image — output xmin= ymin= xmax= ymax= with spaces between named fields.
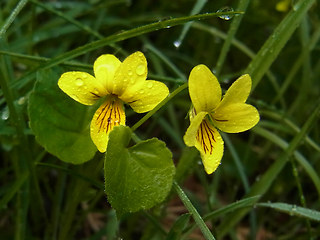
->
xmin=194 ymin=119 xmax=224 ymax=174
xmin=213 ymin=103 xmax=260 ymax=133
xmin=90 ymin=98 xmax=126 ymax=152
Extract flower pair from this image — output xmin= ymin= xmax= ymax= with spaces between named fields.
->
xmin=58 ymin=52 xmax=259 ymax=174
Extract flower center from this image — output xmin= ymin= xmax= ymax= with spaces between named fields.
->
xmin=196 ymin=119 xmax=216 ymax=154
xmin=95 ymin=96 xmax=125 ymax=134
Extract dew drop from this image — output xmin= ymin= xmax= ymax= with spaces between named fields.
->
xmin=136 ymin=65 xmax=145 ymax=75
xmin=128 ymin=70 xmax=133 ymax=76
xmin=147 ymin=82 xmax=153 ymax=88
xmin=216 ymin=7 xmax=234 ymax=20
xmin=1 ymin=108 xmax=9 ymax=120
xmin=17 ymin=96 xmax=26 ymax=105
xmin=75 ymin=78 xmax=84 ymax=86
xmin=139 ymin=89 xmax=145 ymax=94
xmin=173 ymin=40 xmax=181 ymax=48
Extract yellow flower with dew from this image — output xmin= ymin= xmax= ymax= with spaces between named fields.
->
xmin=183 ymin=64 xmax=260 ymax=174
xmin=58 ymin=51 xmax=169 ymax=152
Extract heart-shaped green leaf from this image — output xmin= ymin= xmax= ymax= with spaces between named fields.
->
xmin=104 ymin=126 xmax=175 ymax=215
xmin=28 ymin=68 xmax=97 ymax=164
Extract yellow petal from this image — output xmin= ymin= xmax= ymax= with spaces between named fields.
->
xmin=58 ymin=71 xmax=106 ymax=105
xmin=123 ymin=80 xmax=169 ymax=113
xmin=113 ymin=51 xmax=148 ymax=97
xmin=195 ymin=119 xmax=224 ymax=174
xmin=217 ymin=74 xmax=252 ymax=110
xmin=93 ymin=54 xmax=121 ymax=94
xmin=183 ymin=112 xmax=207 ymax=147
xmin=188 ymin=64 xmax=221 ymax=112
xmin=90 ymin=98 xmax=126 ymax=152
xmin=212 ymin=103 xmax=259 ymax=133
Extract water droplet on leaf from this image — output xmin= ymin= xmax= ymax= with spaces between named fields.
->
xmin=173 ymin=40 xmax=181 ymax=48
xmin=1 ymin=108 xmax=9 ymax=120
xmin=17 ymin=96 xmax=26 ymax=105
xmin=216 ymin=7 xmax=234 ymax=20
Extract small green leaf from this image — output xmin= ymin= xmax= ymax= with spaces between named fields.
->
xmin=257 ymin=202 xmax=320 ymax=222
xmin=104 ymin=126 xmax=175 ymax=216
xmin=28 ymin=68 xmax=97 ymax=164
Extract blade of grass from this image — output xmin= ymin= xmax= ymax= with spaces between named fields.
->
xmin=253 ymin=126 xmax=320 ymax=199
xmin=222 ymin=134 xmax=250 ymax=192
xmin=173 ymin=0 xmax=207 ymax=48
xmin=215 ymin=0 xmax=251 ymax=76
xmin=257 ymin=202 xmax=320 ymax=222
xmin=0 ymin=171 xmax=29 ymax=210
xmin=245 ymin=0 xmax=316 ymax=90
xmin=272 ymin=25 xmax=320 ymax=104
xmin=173 ymin=181 xmax=216 ymax=240
xmin=144 ymin=43 xmax=186 ymax=79
xmin=11 ymin=10 xmax=241 ymax=91
xmin=217 ymin=101 xmax=320 ymax=238
xmin=0 ymin=0 xmax=28 ymax=38
xmin=182 ymin=195 xmax=260 ymax=239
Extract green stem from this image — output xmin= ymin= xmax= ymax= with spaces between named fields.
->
xmin=12 ymin=11 xmax=241 ymax=91
xmin=290 ymin=158 xmax=312 ymax=238
xmin=0 ymin=0 xmax=28 ymax=38
xmin=131 ymin=82 xmax=188 ymax=132
xmin=215 ymin=0 xmax=251 ymax=76
xmin=173 ymin=181 xmax=216 ymax=240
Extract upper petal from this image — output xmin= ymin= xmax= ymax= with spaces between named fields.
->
xmin=90 ymin=98 xmax=126 ymax=152
xmin=113 ymin=51 xmax=148 ymax=97
xmin=93 ymin=54 xmax=121 ymax=94
xmin=58 ymin=71 xmax=105 ymax=105
xmin=194 ymin=120 xmax=224 ymax=174
xmin=217 ymin=74 xmax=252 ymax=109
xmin=212 ymin=103 xmax=260 ymax=133
xmin=188 ymin=64 xmax=221 ymax=112
xmin=123 ymin=80 xmax=169 ymax=113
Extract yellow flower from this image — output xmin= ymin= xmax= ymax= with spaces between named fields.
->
xmin=276 ymin=0 xmax=291 ymax=12
xmin=183 ymin=64 xmax=260 ymax=174
xmin=58 ymin=51 xmax=169 ymax=152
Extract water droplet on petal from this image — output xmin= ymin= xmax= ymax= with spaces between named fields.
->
xmin=147 ymin=82 xmax=153 ymax=88
xmin=216 ymin=7 xmax=234 ymax=20
xmin=139 ymin=89 xmax=145 ymax=94
xmin=75 ymin=78 xmax=84 ymax=86
xmin=128 ymin=70 xmax=133 ymax=76
xmin=136 ymin=65 xmax=145 ymax=75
